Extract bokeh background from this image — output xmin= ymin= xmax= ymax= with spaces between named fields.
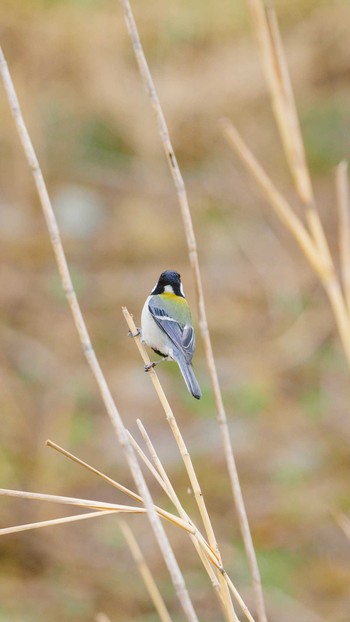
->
xmin=1 ymin=0 xmax=350 ymax=620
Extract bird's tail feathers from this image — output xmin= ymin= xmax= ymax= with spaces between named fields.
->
xmin=176 ymin=355 xmax=201 ymax=400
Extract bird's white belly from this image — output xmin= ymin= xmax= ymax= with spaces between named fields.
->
xmin=141 ymin=298 xmax=173 ymax=358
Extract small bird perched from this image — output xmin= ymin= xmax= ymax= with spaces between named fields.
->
xmin=141 ymin=270 xmax=201 ymax=399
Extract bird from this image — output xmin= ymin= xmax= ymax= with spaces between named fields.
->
xmin=140 ymin=270 xmax=202 ymax=399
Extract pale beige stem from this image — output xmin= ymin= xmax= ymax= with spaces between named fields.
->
xmin=0 ymin=510 xmax=116 ymax=536
xmin=128 ymin=432 xmax=242 ymax=622
xmin=264 ymin=4 xmax=333 ymax=269
xmin=117 ymin=3 xmax=267 ymax=618
xmin=336 ymin=162 xmax=350 ymax=313
xmin=246 ymin=0 xmax=312 ymax=205
xmin=124 ymin=309 xmax=258 ymax=622
xmin=46 ymin=439 xmax=200 ymax=533
xmin=332 ymin=510 xmax=350 ymax=542
xmin=119 ymin=519 xmax=173 ymax=622
xmin=127 ymin=430 xmax=224 ymax=574
xmin=46 ymin=439 xmax=141 ymax=503
xmin=134 ymin=423 xmax=228 ymax=617
xmin=0 ymin=488 xmax=144 ymax=513
xmin=220 ymin=120 xmax=323 ymax=276
xmin=322 ymin=278 xmax=350 ymax=366
xmin=135 ymin=421 xmax=219 ymax=563
xmin=136 ymin=420 xmax=256 ymax=622
xmin=221 ymin=120 xmax=350 ymax=368
xmin=0 ymin=47 xmax=198 ymax=622
xmin=48 ymin=440 xmax=174 ymax=622
xmin=246 ymin=0 xmax=331 ymax=267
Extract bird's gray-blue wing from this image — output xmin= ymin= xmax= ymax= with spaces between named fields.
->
xmin=148 ymin=297 xmax=195 ymax=363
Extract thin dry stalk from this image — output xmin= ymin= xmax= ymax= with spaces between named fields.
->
xmin=135 ymin=421 xmax=220 ymax=564
xmin=336 ymin=162 xmax=350 ymax=312
xmin=240 ymin=2 xmax=350 ymax=371
xmin=46 ymin=439 xmax=141 ymax=503
xmin=220 ymin=120 xmax=350 ymax=368
xmin=0 ymin=47 xmax=198 ymax=622
xmin=220 ymin=120 xmax=322 ymax=275
xmin=130 ymin=428 xmax=228 ymax=571
xmin=131 ymin=425 xmax=229 ymax=617
xmin=56 ymin=438 xmax=246 ymax=621
xmin=117 ymin=3 xmax=267 ymax=619
xmin=119 ymin=519 xmax=173 ymax=622
xmin=127 ymin=431 xmax=224 ymax=597
xmin=47 ymin=441 xmax=172 ymax=622
xmin=0 ymin=510 xmax=116 ymax=536
xmin=49 ymin=432 xmax=238 ymax=619
xmin=45 ymin=439 xmax=203 ymax=534
xmin=136 ymin=420 xmax=256 ymax=622
xmin=0 ymin=488 xmax=133 ymax=511
xmin=123 ymin=309 xmax=258 ymax=622
xmin=246 ymin=0 xmax=331 ymax=266
xmin=246 ymin=1 xmax=312 ymax=204
xmin=332 ymin=510 xmax=350 ymax=542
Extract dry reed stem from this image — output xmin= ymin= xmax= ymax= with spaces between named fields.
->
xmin=241 ymin=1 xmax=350 ymax=370
xmin=265 ymin=5 xmax=333 ymax=275
xmin=135 ymin=420 xmax=220 ymax=564
xmin=129 ymin=425 xmax=228 ymax=611
xmin=0 ymin=47 xmax=198 ymax=622
xmin=220 ymin=120 xmax=350 ymax=369
xmin=126 ymin=427 xmax=227 ymax=570
xmin=134 ymin=422 xmax=234 ymax=621
xmin=95 ymin=614 xmax=112 ymax=622
xmin=117 ymin=3 xmax=266 ymax=619
xmin=45 ymin=439 xmax=203 ymax=534
xmin=119 ymin=519 xmax=173 ymax=622
xmin=46 ymin=439 xmax=141 ymax=503
xmin=336 ymin=162 xmax=350 ymax=312
xmin=0 ymin=510 xmax=116 ymax=536
xmin=246 ymin=0 xmax=332 ymax=267
xmin=0 ymin=483 xmax=206 ymax=539
xmin=333 ymin=510 xmax=350 ymax=542
xmin=48 ymin=443 xmax=173 ymax=622
xmin=127 ymin=431 xmax=173 ymax=499
xmin=48 ymin=434 xmax=248 ymax=620
xmin=220 ymin=120 xmax=322 ymax=275
xmin=246 ymin=0 xmax=312 ymax=205
xmin=123 ymin=309 xmax=258 ymax=622
xmin=136 ymin=421 xmax=257 ymax=622
xmin=0 ymin=488 xmax=145 ymax=513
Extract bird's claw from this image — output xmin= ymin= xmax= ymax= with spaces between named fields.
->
xmin=144 ymin=362 xmax=156 ymax=372
xmin=128 ymin=328 xmax=141 ymax=338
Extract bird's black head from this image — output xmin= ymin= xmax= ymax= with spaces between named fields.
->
xmin=151 ymin=270 xmax=185 ymax=297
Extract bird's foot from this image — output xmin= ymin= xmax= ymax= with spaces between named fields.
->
xmin=128 ymin=328 xmax=141 ymax=338
xmin=144 ymin=357 xmax=167 ymax=372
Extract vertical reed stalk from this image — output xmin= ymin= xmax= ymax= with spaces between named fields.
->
xmin=117 ymin=4 xmax=267 ymax=620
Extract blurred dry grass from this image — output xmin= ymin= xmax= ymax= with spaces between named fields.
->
xmin=0 ymin=0 xmax=350 ymax=620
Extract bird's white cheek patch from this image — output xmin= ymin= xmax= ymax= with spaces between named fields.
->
xmin=180 ymin=282 xmax=185 ymax=297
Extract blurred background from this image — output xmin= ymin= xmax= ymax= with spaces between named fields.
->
xmin=1 ymin=0 xmax=350 ymax=620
